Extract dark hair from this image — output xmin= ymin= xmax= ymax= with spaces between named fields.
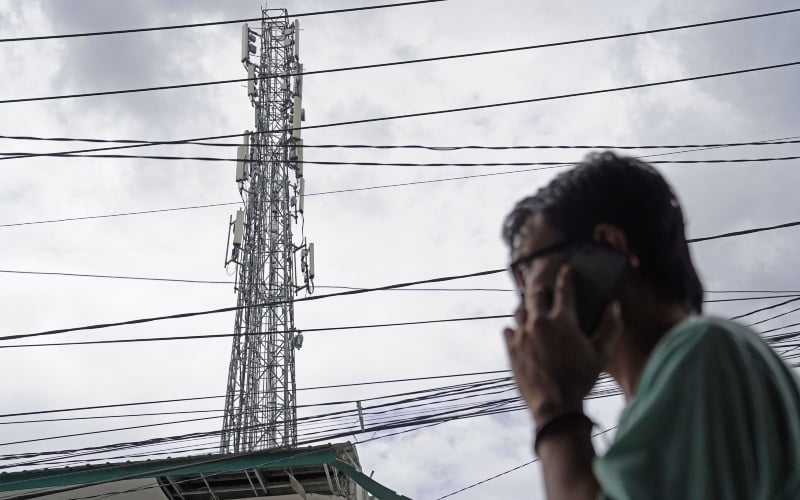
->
xmin=502 ymin=151 xmax=703 ymax=313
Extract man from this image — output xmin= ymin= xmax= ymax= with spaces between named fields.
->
xmin=501 ymin=151 xmax=800 ymax=499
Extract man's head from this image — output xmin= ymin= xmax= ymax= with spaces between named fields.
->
xmin=502 ymin=151 xmax=703 ymax=314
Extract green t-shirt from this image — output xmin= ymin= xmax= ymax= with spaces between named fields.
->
xmin=593 ymin=316 xmax=800 ymax=500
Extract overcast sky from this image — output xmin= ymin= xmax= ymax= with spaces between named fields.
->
xmin=1 ymin=0 xmax=800 ymax=498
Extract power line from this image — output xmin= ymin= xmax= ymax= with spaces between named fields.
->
xmin=0 ymin=385 xmax=523 ymax=468
xmin=12 ymin=65 xmax=800 ymax=169
xmin=688 ymin=220 xmax=800 ymax=242
xmin=0 ymin=314 xmax=511 ymax=349
xmin=0 ymin=0 xmax=446 ymax=43
xmin=4 ymin=269 xmax=796 ymax=299
xmin=272 ymin=61 xmax=800 ymax=134
xmin=0 ymin=378 xmax=513 ymax=448
xmin=0 ymin=409 xmax=223 ymax=425
xmin=1 ymin=402 xmax=528 ymax=500
xmin=1 ymin=135 xmax=795 ymax=227
xmin=0 ymin=121 xmax=744 ymax=170
xmin=1 ymin=215 xmax=798 ymax=343
xmin=704 ymin=294 xmax=800 ymax=303
xmin=730 ymin=297 xmax=800 ymax=320
xmin=2 ymin=377 xmax=516 ymax=425
xmin=0 ymin=369 xmax=511 ymax=418
xmin=2 ymin=7 xmax=798 ymax=103
xmin=0 ymin=202 xmax=240 ymax=228
xmin=759 ymin=322 xmax=800 ymax=335
xmin=0 ymin=268 xmax=505 ymax=343
xmin=5 ymin=151 xmax=800 ymax=166
xmin=3 ymin=134 xmax=799 ymax=151
xmin=435 ymin=460 xmax=538 ymax=499
xmin=1 ymin=293 xmax=798 ymax=349
xmin=2 ymin=59 xmax=798 ymax=163
xmin=0 ymin=269 xmax=234 ymax=284
xmin=748 ymin=304 xmax=800 ymax=328
xmin=433 ymin=426 xmax=619 ymax=499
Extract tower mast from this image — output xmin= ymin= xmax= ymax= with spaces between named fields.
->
xmin=221 ymin=7 xmax=312 ymax=453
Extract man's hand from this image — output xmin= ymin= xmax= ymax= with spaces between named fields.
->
xmin=504 ymin=265 xmax=622 ymax=424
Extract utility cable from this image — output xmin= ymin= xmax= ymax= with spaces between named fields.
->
xmin=434 ymin=426 xmax=619 ymax=499
xmin=0 ymin=269 xmax=506 ymax=342
xmin=0 ymin=378 xmax=511 ymax=448
xmin=0 ymin=201 xmax=241 ymax=228
xmin=0 ymin=314 xmax=510 ymax=349
xmin=8 ymin=403 xmax=523 ymax=500
xmin=5 ymin=151 xmax=800 ymax=166
xmin=2 ymin=269 xmax=795 ymax=303
xmin=3 ymin=141 xmax=797 ymax=231
xmin=760 ymin=322 xmax=800 ymax=335
xmin=2 ymin=134 xmax=799 ymax=150
xmin=2 ymin=60 xmax=798 ymax=161
xmin=7 ymin=292 xmax=800 ymax=349
xmin=0 ymin=269 xmax=233 ymax=284
xmin=689 ymin=220 xmax=800 ymax=242
xmin=730 ymin=297 xmax=800 ymax=320
xmin=1 ymin=7 xmax=798 ymax=102
xmin=0 ymin=368 xmax=510 ymax=418
xmin=0 ymin=384 xmax=520 ymax=471
xmin=748 ymin=304 xmax=800 ymax=328
xmin=0 ymin=0 xmax=446 ymax=43
xmin=1 ymin=214 xmax=798 ymax=343
xmin=0 ymin=409 xmax=223 ymax=425
xmin=0 ymin=137 xmax=792 ymax=231
xmin=0 ymin=214 xmax=794 ymax=343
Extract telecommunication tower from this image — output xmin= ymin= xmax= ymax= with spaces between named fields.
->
xmin=221 ymin=8 xmax=314 ymax=454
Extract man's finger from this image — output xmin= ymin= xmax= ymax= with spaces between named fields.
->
xmin=514 ymin=302 xmax=527 ymax=329
xmin=591 ymin=301 xmax=623 ymax=362
xmin=552 ymin=265 xmax=576 ymax=316
xmin=503 ymin=327 xmax=517 ymax=347
xmin=524 ymin=287 xmax=550 ymax=320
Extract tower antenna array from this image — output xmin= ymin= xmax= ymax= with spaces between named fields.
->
xmin=221 ymin=7 xmax=313 ymax=453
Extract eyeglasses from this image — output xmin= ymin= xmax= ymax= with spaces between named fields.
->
xmin=508 ymin=239 xmax=574 ymax=293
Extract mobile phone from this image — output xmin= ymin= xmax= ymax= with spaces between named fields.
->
xmin=568 ymin=245 xmax=628 ymax=335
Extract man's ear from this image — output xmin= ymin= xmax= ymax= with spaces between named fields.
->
xmin=593 ymin=223 xmax=640 ymax=269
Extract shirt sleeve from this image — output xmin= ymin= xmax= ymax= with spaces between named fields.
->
xmin=592 ymin=320 xmax=800 ymax=500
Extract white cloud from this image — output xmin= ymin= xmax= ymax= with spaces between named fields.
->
xmin=0 ymin=1 xmax=798 ymax=499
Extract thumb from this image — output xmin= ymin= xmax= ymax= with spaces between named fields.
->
xmin=591 ymin=301 xmax=622 ymax=362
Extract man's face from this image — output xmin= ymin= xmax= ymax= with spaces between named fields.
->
xmin=510 ymin=212 xmax=570 ymax=309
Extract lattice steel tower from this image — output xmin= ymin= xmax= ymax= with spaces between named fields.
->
xmin=221 ymin=8 xmax=313 ymax=453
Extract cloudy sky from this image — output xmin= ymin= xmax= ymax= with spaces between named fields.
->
xmin=1 ymin=0 xmax=800 ymax=498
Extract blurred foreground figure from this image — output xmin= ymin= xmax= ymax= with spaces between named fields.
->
xmin=501 ymin=151 xmax=800 ymax=500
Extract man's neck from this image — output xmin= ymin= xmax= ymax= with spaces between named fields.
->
xmin=608 ymin=302 xmax=689 ymax=400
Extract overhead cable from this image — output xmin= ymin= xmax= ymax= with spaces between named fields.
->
xmin=3 ymin=60 xmax=799 ymax=162
xmin=730 ymin=297 xmax=800 ymax=320
xmin=1 ymin=7 xmax=798 ymax=102
xmin=7 ymin=293 xmax=800 ymax=349
xmin=0 ymin=0 xmax=446 ymax=43
xmin=0 ymin=201 xmax=241 ymax=228
xmin=433 ymin=427 xmax=618 ymax=499
xmin=2 ymin=378 xmax=514 ymax=425
xmin=3 ymin=403 xmax=527 ymax=500
xmin=0 ymin=368 xmax=511 ymax=418
xmin=0 ymin=314 xmax=511 ymax=349
xmin=5 ymin=151 xmax=800 ymax=166
xmin=0 ymin=378 xmax=512 ymax=448
xmin=2 ymin=215 xmax=799 ymax=343
xmin=0 ymin=135 xmax=794 ymax=227
xmin=2 ymin=134 xmax=799 ymax=151
xmin=3 ymin=269 xmax=798 ymax=301
xmin=0 ymin=268 xmax=505 ymax=343
xmin=748 ymin=304 xmax=800 ymax=327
